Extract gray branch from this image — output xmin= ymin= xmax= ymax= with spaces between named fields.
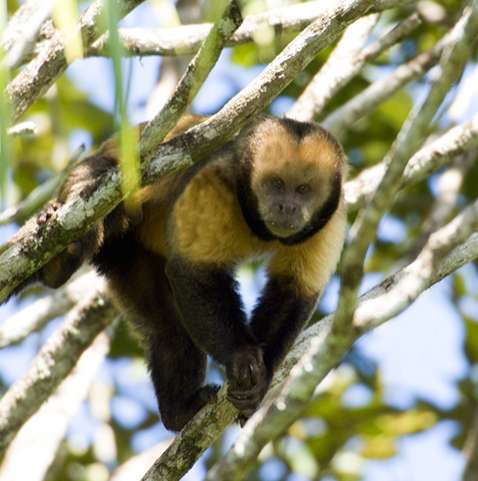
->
xmin=206 ymin=203 xmax=478 ymax=481
xmin=322 ymin=24 xmax=458 ymax=137
xmin=345 ymin=112 xmax=478 ymax=209
xmin=1 ymin=0 xmax=53 ymax=69
xmin=0 ymin=331 xmax=111 ymax=481
xmin=0 ymin=270 xmax=99 ymax=348
xmin=88 ymin=1 xmax=327 ymax=57
xmin=140 ymin=0 xmax=244 ymax=155
xmin=287 ymin=12 xmax=421 ymax=122
xmin=0 ymin=0 xmax=400 ymax=303
xmin=0 ymin=288 xmax=117 ymax=456
xmin=6 ymin=0 xmax=144 ymax=121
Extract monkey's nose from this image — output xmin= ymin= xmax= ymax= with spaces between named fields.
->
xmin=278 ymin=203 xmax=298 ymax=215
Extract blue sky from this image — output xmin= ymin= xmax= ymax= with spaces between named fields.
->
xmin=1 ymin=2 xmax=477 ymax=479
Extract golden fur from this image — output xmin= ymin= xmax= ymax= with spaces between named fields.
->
xmin=136 ymin=116 xmax=347 ymax=297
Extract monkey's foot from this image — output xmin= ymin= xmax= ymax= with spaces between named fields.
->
xmin=226 ymin=345 xmax=270 ymax=419
xmin=161 ymin=384 xmax=220 ymax=432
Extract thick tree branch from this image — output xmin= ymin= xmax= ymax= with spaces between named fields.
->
xmin=287 ymin=12 xmax=421 ymax=122
xmin=0 ymin=287 xmax=116 ymax=455
xmin=0 ymin=330 xmax=111 ymax=481
xmin=6 ymin=0 xmax=144 ymax=121
xmin=0 ymin=0 xmax=402 ymax=303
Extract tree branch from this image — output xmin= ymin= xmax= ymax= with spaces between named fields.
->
xmin=1 ymin=0 xmax=53 ymax=69
xmin=140 ymin=0 xmax=244 ymax=155
xmin=287 ymin=12 xmax=421 ymax=122
xmin=87 ymin=1 xmax=327 ymax=57
xmin=6 ymin=0 xmax=144 ymax=121
xmin=345 ymin=112 xmax=478 ymax=209
xmin=333 ymin=1 xmax=478 ymax=336
xmin=0 ymin=287 xmax=116 ymax=455
xmin=322 ymin=23 xmax=458 ymax=137
xmin=463 ymin=408 xmax=478 ymax=481
xmin=0 ymin=270 xmax=99 ymax=348
xmin=205 ymin=205 xmax=478 ymax=481
xmin=0 ymin=330 xmax=111 ymax=481
xmin=0 ymin=0 xmax=401 ymax=303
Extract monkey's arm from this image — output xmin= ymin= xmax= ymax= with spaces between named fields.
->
xmin=250 ymin=276 xmax=317 ymax=376
xmin=252 ymin=207 xmax=347 ymax=381
xmin=165 ymin=256 xmax=269 ymax=415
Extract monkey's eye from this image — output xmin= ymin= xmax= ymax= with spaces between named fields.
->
xmin=296 ymin=183 xmax=311 ymax=195
xmin=269 ymin=177 xmax=285 ymax=191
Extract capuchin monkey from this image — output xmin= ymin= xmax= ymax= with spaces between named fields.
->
xmin=25 ymin=115 xmax=347 ymax=431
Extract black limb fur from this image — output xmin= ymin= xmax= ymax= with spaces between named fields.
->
xmin=250 ymin=277 xmax=316 ymax=374
xmin=93 ymin=236 xmax=219 ymax=431
xmin=165 ymin=257 xmax=269 ymax=417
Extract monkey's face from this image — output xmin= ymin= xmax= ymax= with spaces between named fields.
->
xmin=248 ymin=119 xmax=342 ymax=240
xmin=254 ymin=168 xmax=326 ymax=238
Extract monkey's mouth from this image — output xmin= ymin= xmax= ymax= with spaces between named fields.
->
xmin=265 ymin=219 xmax=303 ymax=238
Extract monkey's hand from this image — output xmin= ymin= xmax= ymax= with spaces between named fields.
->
xmin=226 ymin=344 xmax=270 ymax=421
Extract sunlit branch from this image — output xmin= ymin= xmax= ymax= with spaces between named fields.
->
xmin=6 ymin=0 xmax=144 ymax=121
xmin=0 ymin=288 xmax=116 ymax=456
xmin=0 ymin=0 xmax=53 ymax=69
xmin=0 ymin=270 xmax=99 ymax=348
xmin=88 ymin=1 xmax=326 ymax=57
xmin=345 ymin=112 xmax=478 ymax=209
xmin=332 ymin=1 xmax=478 ymax=337
xmin=322 ymin=25 xmax=459 ymax=137
xmin=288 ymin=13 xmax=421 ymax=122
xmin=0 ymin=331 xmax=111 ymax=481
xmin=0 ymin=0 xmax=401 ymax=304
xmin=140 ymin=0 xmax=244 ymax=156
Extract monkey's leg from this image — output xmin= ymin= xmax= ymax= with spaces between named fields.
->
xmin=96 ymin=242 xmax=218 ymax=431
xmin=165 ymin=257 xmax=269 ymax=418
xmin=148 ymin=328 xmax=219 ymax=432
